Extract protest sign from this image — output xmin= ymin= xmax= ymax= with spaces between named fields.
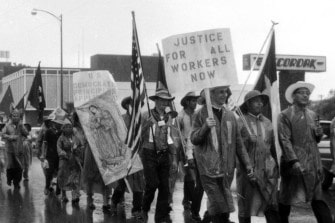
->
xmin=73 ymin=70 xmax=142 ymax=185
xmin=162 ymin=28 xmax=238 ymax=94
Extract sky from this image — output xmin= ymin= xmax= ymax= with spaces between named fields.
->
xmin=0 ymin=0 xmax=334 ymax=100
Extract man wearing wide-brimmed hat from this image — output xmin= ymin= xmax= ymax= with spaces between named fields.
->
xmin=278 ymin=81 xmax=333 ymax=222
xmin=177 ymin=91 xmax=203 ymax=221
xmin=140 ymin=88 xmax=178 ymax=223
xmin=1 ymin=108 xmax=29 ymax=189
xmin=236 ymin=90 xmax=280 ymax=223
xmin=191 ymin=86 xmax=253 ymax=223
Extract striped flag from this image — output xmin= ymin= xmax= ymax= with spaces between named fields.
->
xmin=253 ymin=28 xmax=282 ymax=165
xmin=125 ymin=12 xmax=145 ymax=159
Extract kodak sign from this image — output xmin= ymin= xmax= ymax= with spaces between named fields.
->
xmin=243 ymin=54 xmax=326 ymax=72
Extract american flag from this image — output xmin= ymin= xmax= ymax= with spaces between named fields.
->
xmin=125 ymin=12 xmax=145 ymax=159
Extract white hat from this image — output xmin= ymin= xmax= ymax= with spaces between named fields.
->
xmin=285 ymin=81 xmax=315 ymax=104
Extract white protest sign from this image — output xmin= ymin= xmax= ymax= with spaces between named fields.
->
xmin=162 ymin=29 xmax=238 ymax=93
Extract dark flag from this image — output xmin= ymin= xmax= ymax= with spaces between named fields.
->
xmin=156 ymin=45 xmax=169 ymax=91
xmin=27 ymin=62 xmax=46 ymax=124
xmin=125 ymin=12 xmax=145 ymax=162
xmin=0 ymin=85 xmax=14 ymax=116
xmin=253 ymin=28 xmax=281 ymax=165
xmin=15 ymin=91 xmax=27 ymax=110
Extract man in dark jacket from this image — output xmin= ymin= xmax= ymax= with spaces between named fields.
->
xmin=278 ymin=81 xmax=333 ymax=223
xmin=191 ymin=86 xmax=254 ymax=223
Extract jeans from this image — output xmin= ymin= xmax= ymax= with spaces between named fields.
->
xmin=141 ymin=148 xmax=171 ymax=222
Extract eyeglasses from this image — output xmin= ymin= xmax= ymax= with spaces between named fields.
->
xmin=294 ymin=90 xmax=311 ymax=96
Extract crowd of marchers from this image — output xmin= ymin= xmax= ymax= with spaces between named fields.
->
xmin=1 ymin=80 xmax=335 ymax=223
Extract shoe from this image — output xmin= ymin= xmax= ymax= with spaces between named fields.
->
xmin=102 ymin=204 xmax=112 ymax=214
xmin=62 ymin=196 xmax=69 ymax=203
xmin=191 ymin=213 xmax=202 ymax=222
xmin=132 ymin=210 xmax=142 ymax=219
xmin=140 ymin=211 xmax=148 ymax=223
xmin=182 ymin=200 xmax=191 ymax=210
xmin=110 ymin=203 xmax=117 ymax=215
xmin=44 ymin=188 xmax=50 ymax=195
xmin=202 ymin=211 xmax=211 ymax=223
xmin=23 ymin=178 xmax=29 ymax=182
xmin=72 ymin=198 xmax=80 ymax=205
xmin=49 ymin=187 xmax=54 ymax=193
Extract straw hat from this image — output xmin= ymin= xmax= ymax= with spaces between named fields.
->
xmin=149 ymin=88 xmax=175 ymax=101
xmin=180 ymin=91 xmax=200 ymax=107
xmin=198 ymin=86 xmax=231 ymax=105
xmin=285 ymin=81 xmax=315 ymax=104
xmin=239 ymin=90 xmax=269 ymax=114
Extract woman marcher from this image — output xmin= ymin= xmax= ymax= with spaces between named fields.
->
xmin=1 ymin=108 xmax=28 ymax=189
xmin=57 ymin=118 xmax=83 ymax=205
xmin=75 ymin=112 xmax=112 ymax=212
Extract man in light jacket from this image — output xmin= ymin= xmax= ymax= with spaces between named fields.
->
xmin=191 ymin=86 xmax=254 ymax=223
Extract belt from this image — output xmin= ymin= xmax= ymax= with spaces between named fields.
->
xmin=156 ymin=149 xmax=168 ymax=155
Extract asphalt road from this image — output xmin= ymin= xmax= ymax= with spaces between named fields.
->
xmin=0 ymin=157 xmax=334 ymax=223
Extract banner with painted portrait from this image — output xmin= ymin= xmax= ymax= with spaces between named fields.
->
xmin=73 ymin=70 xmax=142 ymax=185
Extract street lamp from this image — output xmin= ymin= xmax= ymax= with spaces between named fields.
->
xmin=31 ymin=8 xmax=63 ymax=108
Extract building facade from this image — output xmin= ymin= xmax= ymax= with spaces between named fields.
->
xmin=0 ymin=54 xmax=251 ymax=126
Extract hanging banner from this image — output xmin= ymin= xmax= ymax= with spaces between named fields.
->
xmin=73 ymin=70 xmax=142 ymax=185
xmin=162 ymin=28 xmax=238 ymax=93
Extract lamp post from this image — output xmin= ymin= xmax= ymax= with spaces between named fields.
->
xmin=31 ymin=8 xmax=63 ymax=108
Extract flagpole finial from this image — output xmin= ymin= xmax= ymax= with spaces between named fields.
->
xmin=271 ymin=20 xmax=279 ymax=26
xmin=131 ymin=11 xmax=135 ymax=19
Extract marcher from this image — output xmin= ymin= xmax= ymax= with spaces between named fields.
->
xmin=76 ymin=110 xmax=112 ymax=213
xmin=140 ymin=88 xmax=178 ymax=223
xmin=191 ymin=86 xmax=254 ymax=223
xmin=177 ymin=91 xmax=204 ymax=222
xmin=40 ymin=115 xmax=63 ymax=195
xmin=111 ymin=96 xmax=144 ymax=218
xmin=1 ymin=108 xmax=28 ymax=189
xmin=22 ymin=123 xmax=33 ymax=181
xmin=57 ymin=118 xmax=83 ymax=205
xmin=278 ymin=81 xmax=333 ymax=223
xmin=236 ymin=90 xmax=280 ymax=223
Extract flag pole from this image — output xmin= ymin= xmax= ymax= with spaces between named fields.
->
xmin=126 ymin=11 xmax=156 ymax=176
xmin=236 ymin=21 xmax=278 ymax=105
xmin=155 ymin=43 xmax=189 ymax=163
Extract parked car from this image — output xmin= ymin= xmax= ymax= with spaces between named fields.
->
xmin=318 ymin=120 xmax=335 ymax=190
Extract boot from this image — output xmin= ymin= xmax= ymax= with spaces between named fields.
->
xmin=238 ymin=216 xmax=251 ymax=223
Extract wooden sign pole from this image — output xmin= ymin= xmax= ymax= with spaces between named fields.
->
xmin=204 ymin=88 xmax=218 ymax=152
